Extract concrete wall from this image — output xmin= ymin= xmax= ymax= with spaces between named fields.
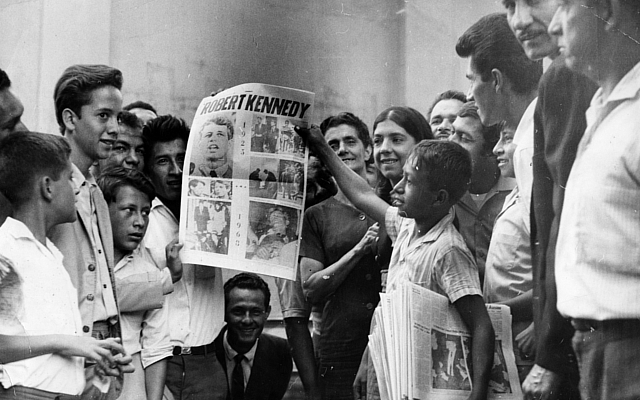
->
xmin=0 ymin=0 xmax=503 ymax=133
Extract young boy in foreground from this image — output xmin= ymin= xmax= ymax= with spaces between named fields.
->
xmin=0 ymin=132 xmax=128 ymax=398
xmin=299 ymin=126 xmax=495 ymax=400
xmin=97 ymin=167 xmax=176 ymax=400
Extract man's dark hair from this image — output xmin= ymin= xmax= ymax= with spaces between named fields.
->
xmin=0 ymin=132 xmax=71 ymax=204
xmin=189 ymin=179 xmax=204 ymax=189
xmin=118 ymin=110 xmax=143 ymax=131
xmin=53 ymin=64 xmax=123 ymax=134
xmin=224 ymin=272 xmax=271 ymax=310
xmin=407 ymin=140 xmax=472 ymax=204
xmin=456 ymin=13 xmax=542 ymax=95
xmin=142 ymin=115 xmax=190 ymax=172
xmin=457 ymin=101 xmax=500 ymax=156
xmin=0 ymin=69 xmax=11 ymax=91
xmin=123 ymin=100 xmax=157 ymax=115
xmin=373 ymin=106 xmax=433 ymax=143
xmin=319 ymin=112 xmax=372 ymax=150
xmin=427 ymin=90 xmax=467 ymax=120
xmin=97 ymin=166 xmax=156 ymax=205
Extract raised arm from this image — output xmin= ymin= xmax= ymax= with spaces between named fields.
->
xmin=296 ymin=126 xmax=389 ymax=223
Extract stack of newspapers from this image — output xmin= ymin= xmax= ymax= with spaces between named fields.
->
xmin=369 ymin=281 xmax=522 ymax=400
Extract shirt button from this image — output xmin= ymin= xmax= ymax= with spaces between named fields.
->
xmin=87 ymin=294 xmax=94 ymax=301
xmin=366 ymin=303 xmax=374 ymax=310
xmin=365 ymin=274 xmax=372 ymax=281
xmin=83 ymin=325 xmax=90 ymax=333
xmin=88 ymin=264 xmax=96 ymax=272
xmin=359 ymin=214 xmax=366 ymax=221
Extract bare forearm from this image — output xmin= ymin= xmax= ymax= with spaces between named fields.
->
xmin=500 ymin=289 xmax=533 ymax=322
xmin=302 ymin=249 xmax=364 ymax=303
xmin=284 ymin=317 xmax=319 ymax=395
xmin=0 ymin=334 xmax=69 ymax=363
xmin=145 ymin=359 xmax=167 ymax=400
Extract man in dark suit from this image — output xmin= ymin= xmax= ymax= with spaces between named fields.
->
xmin=212 ymin=272 xmax=292 ymax=400
xmin=194 ymin=200 xmax=210 ymax=233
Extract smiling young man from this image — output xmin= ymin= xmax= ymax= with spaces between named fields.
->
xmin=140 ymin=115 xmax=225 ymax=399
xmin=501 ymin=0 xmax=599 ymax=398
xmin=211 ymin=273 xmax=292 ymax=400
xmin=548 ymin=1 xmax=640 ymax=398
xmin=427 ymin=90 xmax=467 ymax=140
xmin=98 ymin=110 xmax=145 ymax=174
xmin=299 ymin=112 xmax=382 ymax=400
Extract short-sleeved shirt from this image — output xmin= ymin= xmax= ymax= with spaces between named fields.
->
xmin=0 ymin=218 xmax=85 ymax=394
xmin=300 ymin=197 xmax=381 ymax=360
xmin=115 ymin=253 xmax=173 ymax=368
xmin=385 ymin=207 xmax=481 ymax=302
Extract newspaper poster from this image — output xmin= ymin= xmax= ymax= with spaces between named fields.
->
xmin=179 ymin=83 xmax=314 ymax=280
xmin=370 ymin=281 xmax=522 ymax=400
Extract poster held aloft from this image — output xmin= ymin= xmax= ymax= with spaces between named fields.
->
xmin=179 ymin=83 xmax=314 ymax=280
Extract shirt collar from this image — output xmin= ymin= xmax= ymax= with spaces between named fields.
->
xmin=595 ymin=60 xmax=640 ymax=106
xmin=3 ymin=217 xmax=62 ymax=260
xmin=416 ymin=208 xmax=455 ymax=245
xmin=223 ymin=329 xmax=258 ymax=364
xmin=71 ymin=162 xmax=96 ymax=190
xmin=114 ymin=253 xmax=135 ymax=272
xmin=213 ymin=164 xmax=230 ymax=178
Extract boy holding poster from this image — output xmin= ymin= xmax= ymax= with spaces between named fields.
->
xmin=299 ymin=126 xmax=494 ymax=400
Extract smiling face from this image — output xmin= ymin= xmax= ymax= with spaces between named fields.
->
xmin=100 ymin=127 xmax=145 ymax=172
xmin=373 ymin=119 xmax=419 ymax=184
xmin=0 ymin=88 xmax=27 ymax=141
xmin=148 ymin=139 xmax=186 ymax=203
xmin=430 ymin=99 xmax=464 ymax=140
xmin=503 ymin=0 xmax=561 ymax=60
xmin=325 ymin=124 xmax=371 ymax=176
xmin=225 ymin=287 xmax=271 ymax=353
xmin=68 ymin=85 xmax=122 ymax=162
xmin=108 ymin=185 xmax=151 ymax=261
xmin=493 ymin=128 xmax=517 ymax=179
xmin=202 ymin=123 xmax=230 ymax=161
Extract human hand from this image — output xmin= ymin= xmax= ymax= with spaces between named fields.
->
xmin=165 ymin=239 xmax=184 ymax=283
xmin=254 ymin=245 xmax=271 ymax=260
xmin=516 ymin=322 xmax=536 ymax=359
xmin=354 ymin=223 xmax=379 ymax=256
xmin=58 ymin=336 xmax=128 ymax=376
xmin=352 ymin=355 xmax=368 ymax=400
xmin=523 ymin=364 xmax=561 ymax=400
xmin=294 ymin=125 xmax=325 ymax=151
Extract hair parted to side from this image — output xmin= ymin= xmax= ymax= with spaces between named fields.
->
xmin=118 ymin=110 xmax=143 ymax=131
xmin=456 ymin=13 xmax=542 ymax=95
xmin=457 ymin=101 xmax=501 ymax=156
xmin=200 ymin=116 xmax=234 ymax=140
xmin=123 ymin=101 xmax=157 ymax=115
xmin=53 ymin=64 xmax=123 ymax=134
xmin=373 ymin=106 xmax=433 ymax=143
xmin=407 ymin=140 xmax=472 ymax=204
xmin=0 ymin=132 xmax=71 ymax=204
xmin=97 ymin=166 xmax=156 ymax=205
xmin=0 ymin=69 xmax=11 ymax=91
xmin=427 ymin=90 xmax=467 ymax=120
xmin=224 ymin=272 xmax=271 ymax=310
xmin=319 ymin=112 xmax=372 ymax=150
xmin=142 ymin=115 xmax=190 ymax=171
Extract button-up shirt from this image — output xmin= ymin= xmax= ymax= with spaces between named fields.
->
xmin=223 ymin=331 xmax=258 ymax=390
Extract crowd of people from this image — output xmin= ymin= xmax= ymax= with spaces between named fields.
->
xmin=0 ymin=1 xmax=639 ymax=400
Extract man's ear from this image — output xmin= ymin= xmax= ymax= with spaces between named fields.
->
xmin=364 ymin=144 xmax=373 ymax=163
xmin=40 ymin=176 xmax=54 ymax=202
xmin=434 ymin=189 xmax=450 ymax=206
xmin=265 ymin=305 xmax=272 ymax=319
xmin=491 ymin=69 xmax=504 ymax=93
xmin=62 ymin=108 xmax=78 ymax=133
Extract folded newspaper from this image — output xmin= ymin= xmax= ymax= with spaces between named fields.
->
xmin=369 ymin=281 xmax=522 ymax=400
xmin=178 ymin=83 xmax=314 ymax=280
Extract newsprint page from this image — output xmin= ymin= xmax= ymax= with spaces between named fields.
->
xmin=178 ymin=83 xmax=314 ymax=280
xmin=369 ymin=281 xmax=522 ymax=400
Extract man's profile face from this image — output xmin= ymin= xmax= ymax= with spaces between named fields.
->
xmin=465 ymin=59 xmax=499 ymax=126
xmin=450 ymin=116 xmax=488 ymax=171
xmin=503 ymin=0 xmax=561 ymax=60
xmin=0 ymin=88 xmax=27 ymax=141
xmin=100 ymin=126 xmax=145 ymax=171
xmin=202 ymin=123 xmax=229 ymax=160
xmin=70 ymin=86 xmax=122 ymax=162
xmin=225 ymin=287 xmax=270 ymax=351
xmin=148 ymin=138 xmax=186 ymax=203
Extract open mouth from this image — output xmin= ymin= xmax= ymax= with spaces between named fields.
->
xmin=380 ymin=159 xmax=398 ymax=166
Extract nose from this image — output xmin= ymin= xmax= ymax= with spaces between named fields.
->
xmin=107 ymin=114 xmax=119 ymax=135
xmin=510 ymin=3 xmax=532 ymax=32
xmin=448 ymin=132 xmax=459 ymax=144
xmin=391 ymin=178 xmax=405 ymax=195
xmin=548 ymin=7 xmax=562 ymax=37
xmin=493 ymin=139 xmax=503 ymax=156
xmin=132 ymin=211 xmax=145 ymax=228
xmin=379 ymin=137 xmax=392 ymax=153
xmin=337 ymin=141 xmax=348 ymax=155
xmin=466 ymin=86 xmax=474 ymax=102
xmin=170 ymin=159 xmax=183 ymax=175
xmin=14 ymin=121 xmax=27 ymax=133
xmin=125 ymin=149 xmax=140 ymax=167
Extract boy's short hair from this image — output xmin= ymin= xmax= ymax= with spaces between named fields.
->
xmin=457 ymin=101 xmax=500 ymax=156
xmin=118 ymin=110 xmax=143 ymax=131
xmin=224 ymin=272 xmax=271 ymax=310
xmin=319 ymin=112 xmax=372 ymax=150
xmin=407 ymin=140 xmax=472 ymax=204
xmin=142 ymin=115 xmax=190 ymax=170
xmin=0 ymin=132 xmax=71 ymax=204
xmin=200 ymin=116 xmax=234 ymax=140
xmin=53 ymin=64 xmax=123 ymax=134
xmin=123 ymin=100 xmax=157 ymax=115
xmin=97 ymin=166 xmax=156 ymax=205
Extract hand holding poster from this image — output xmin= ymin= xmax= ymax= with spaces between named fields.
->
xmin=179 ymin=83 xmax=314 ymax=280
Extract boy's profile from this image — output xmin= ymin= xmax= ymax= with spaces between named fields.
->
xmin=300 ymin=126 xmax=495 ymax=400
xmin=98 ymin=166 xmax=176 ymax=400
xmin=0 ymin=132 xmax=128 ymax=398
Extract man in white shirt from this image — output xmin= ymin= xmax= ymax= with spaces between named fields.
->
xmin=140 ymin=115 xmax=225 ymax=399
xmin=549 ymin=2 xmax=640 ymax=399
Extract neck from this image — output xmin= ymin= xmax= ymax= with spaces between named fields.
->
xmin=68 ymin=138 xmax=94 ymax=179
xmin=503 ymin=91 xmax=537 ymax=130
xmin=413 ymin=212 xmax=445 ymax=240
xmin=114 ymin=248 xmax=128 ymax=265
xmin=470 ymin=167 xmax=498 ymax=195
xmin=14 ymin=203 xmax=49 ymax=246
xmin=596 ymin=52 xmax=640 ymax=100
